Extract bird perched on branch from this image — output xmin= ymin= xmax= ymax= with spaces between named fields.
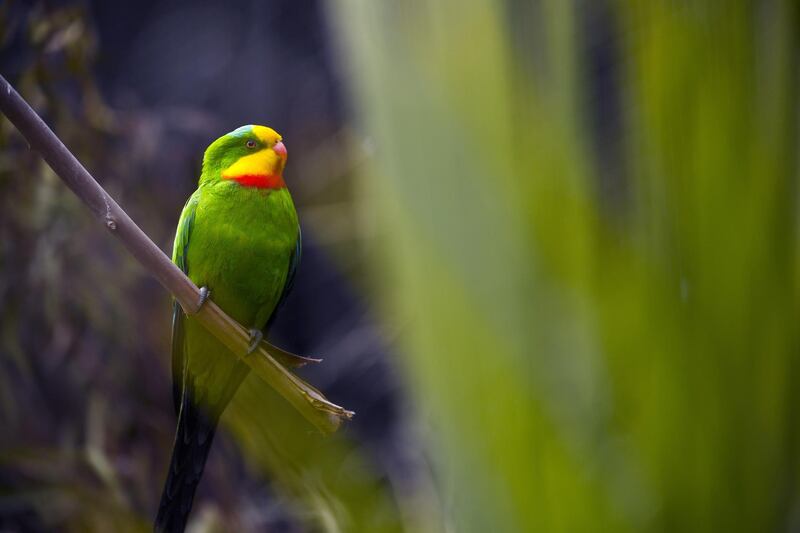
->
xmin=155 ymin=125 xmax=302 ymax=533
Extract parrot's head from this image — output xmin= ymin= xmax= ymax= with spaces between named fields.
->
xmin=201 ymin=124 xmax=288 ymax=189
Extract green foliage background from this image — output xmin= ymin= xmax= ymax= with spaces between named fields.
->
xmin=330 ymin=1 xmax=799 ymax=531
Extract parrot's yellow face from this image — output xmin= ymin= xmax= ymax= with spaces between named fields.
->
xmin=202 ymin=125 xmax=288 ymax=189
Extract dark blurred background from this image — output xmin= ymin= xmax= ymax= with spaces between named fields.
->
xmin=2 ymin=1 xmax=799 ymax=532
xmin=0 ymin=1 xmax=423 ymax=531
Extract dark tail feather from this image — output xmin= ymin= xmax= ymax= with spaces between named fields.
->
xmin=154 ymin=394 xmax=218 ymax=533
xmin=154 ymin=362 xmax=249 ymax=533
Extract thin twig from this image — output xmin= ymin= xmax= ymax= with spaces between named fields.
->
xmin=0 ymin=74 xmax=354 ymax=433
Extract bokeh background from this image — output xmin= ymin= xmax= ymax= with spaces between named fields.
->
xmin=1 ymin=1 xmax=798 ymax=532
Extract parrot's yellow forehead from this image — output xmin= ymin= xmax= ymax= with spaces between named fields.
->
xmin=251 ymin=125 xmax=281 ymax=145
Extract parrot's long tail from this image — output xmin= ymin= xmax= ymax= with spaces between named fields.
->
xmin=154 ymin=364 xmax=249 ymax=533
xmin=154 ymin=394 xmax=219 ymax=533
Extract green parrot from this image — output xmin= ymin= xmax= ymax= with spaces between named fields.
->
xmin=155 ymin=125 xmax=302 ymax=532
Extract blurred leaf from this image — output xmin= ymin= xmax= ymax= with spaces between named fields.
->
xmin=330 ymin=0 xmax=800 ymax=531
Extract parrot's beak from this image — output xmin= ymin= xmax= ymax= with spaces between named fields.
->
xmin=273 ymin=141 xmax=287 ymax=160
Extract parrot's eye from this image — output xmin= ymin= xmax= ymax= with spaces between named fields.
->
xmin=245 ymin=139 xmax=257 ymax=149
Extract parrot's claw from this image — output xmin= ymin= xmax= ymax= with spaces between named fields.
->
xmin=247 ymin=328 xmax=263 ymax=354
xmin=196 ymin=286 xmax=211 ymax=310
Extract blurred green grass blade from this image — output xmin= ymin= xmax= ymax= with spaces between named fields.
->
xmin=330 ymin=1 xmax=799 ymax=531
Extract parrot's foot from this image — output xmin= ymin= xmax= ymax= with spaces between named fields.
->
xmin=196 ymin=286 xmax=211 ymax=310
xmin=247 ymin=329 xmax=263 ymax=354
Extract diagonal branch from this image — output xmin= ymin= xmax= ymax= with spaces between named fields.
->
xmin=0 ymin=74 xmax=354 ymax=434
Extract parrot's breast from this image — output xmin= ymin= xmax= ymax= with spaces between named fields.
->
xmin=187 ymin=183 xmax=299 ymax=328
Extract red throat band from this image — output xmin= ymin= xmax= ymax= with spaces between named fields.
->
xmin=226 ymin=174 xmax=286 ymax=189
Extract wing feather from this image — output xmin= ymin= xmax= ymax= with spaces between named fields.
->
xmin=265 ymin=225 xmax=301 ymax=331
xmin=170 ymin=192 xmax=200 ymax=414
xmin=261 ymin=225 xmax=319 ymax=367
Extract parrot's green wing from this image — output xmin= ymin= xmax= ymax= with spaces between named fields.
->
xmin=261 ymin=226 xmax=324 ymax=365
xmin=170 ymin=191 xmax=200 ymax=414
xmin=283 ymin=225 xmax=302 ymax=301
xmin=264 ymin=225 xmax=301 ymax=331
